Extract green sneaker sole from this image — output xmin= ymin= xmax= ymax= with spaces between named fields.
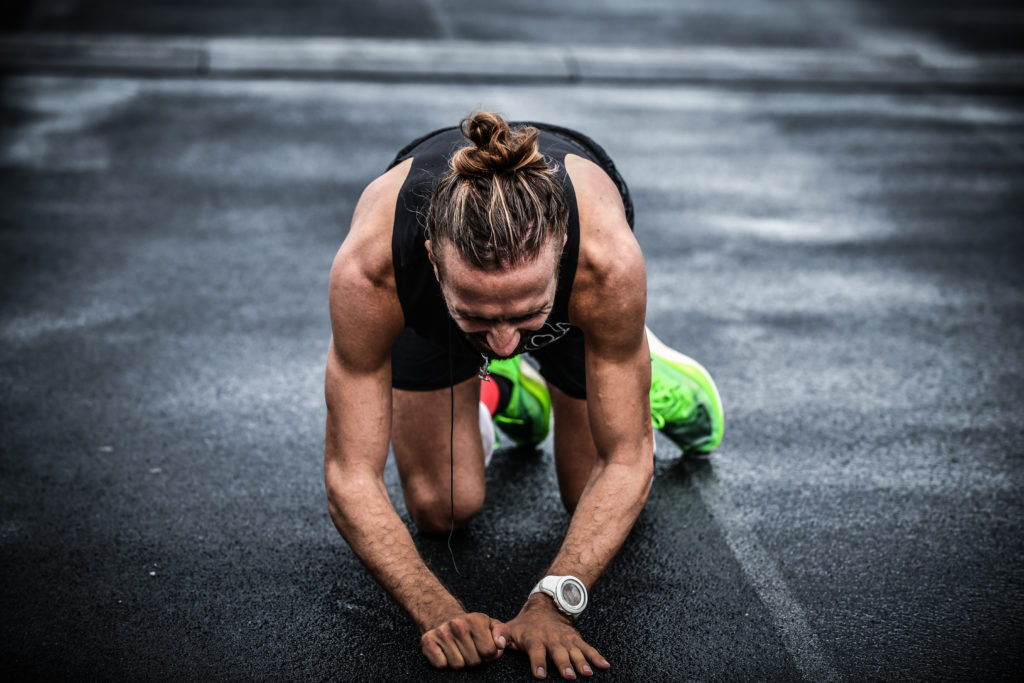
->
xmin=647 ymin=327 xmax=724 ymax=454
xmin=518 ymin=360 xmax=551 ymax=444
xmin=490 ymin=358 xmax=551 ymax=447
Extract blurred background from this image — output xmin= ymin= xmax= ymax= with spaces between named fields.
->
xmin=2 ymin=0 xmax=1023 ymax=51
xmin=2 ymin=1 xmax=1022 ymax=681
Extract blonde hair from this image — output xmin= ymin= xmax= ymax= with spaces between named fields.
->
xmin=426 ymin=112 xmax=568 ymax=270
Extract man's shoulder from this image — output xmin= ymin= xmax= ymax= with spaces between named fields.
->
xmin=356 ymin=158 xmax=413 ymax=229
xmin=563 ymin=155 xmax=645 ymax=334
xmin=330 ymin=160 xmax=414 ymax=305
xmin=566 ymin=156 xmax=642 ymax=281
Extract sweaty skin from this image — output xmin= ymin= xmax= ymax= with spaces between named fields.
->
xmin=324 ymin=154 xmax=653 ymax=679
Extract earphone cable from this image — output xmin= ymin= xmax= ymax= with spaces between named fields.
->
xmin=447 ymin=322 xmax=462 ymax=576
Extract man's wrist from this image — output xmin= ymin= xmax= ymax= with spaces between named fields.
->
xmin=414 ymin=594 xmax=467 ymax=633
xmin=529 ymin=575 xmax=589 ymax=618
xmin=521 ymin=591 xmax=573 ymax=623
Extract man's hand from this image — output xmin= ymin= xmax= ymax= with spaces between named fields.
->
xmin=420 ymin=612 xmax=510 ymax=669
xmin=507 ymin=594 xmax=611 ymax=679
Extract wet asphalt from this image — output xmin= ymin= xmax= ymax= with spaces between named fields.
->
xmin=2 ymin=2 xmax=1023 ymax=681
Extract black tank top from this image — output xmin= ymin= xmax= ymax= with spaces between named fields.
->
xmin=388 ymin=125 xmax=599 ymax=354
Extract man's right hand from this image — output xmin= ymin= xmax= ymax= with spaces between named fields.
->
xmin=420 ymin=612 xmax=510 ymax=669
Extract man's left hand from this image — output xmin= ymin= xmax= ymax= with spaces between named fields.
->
xmin=506 ymin=594 xmax=611 ymax=679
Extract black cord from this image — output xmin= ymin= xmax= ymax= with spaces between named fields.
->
xmin=447 ymin=322 xmax=462 ymax=576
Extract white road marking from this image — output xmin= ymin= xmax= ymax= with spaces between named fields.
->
xmin=2 ymin=33 xmax=1020 ymax=90
xmin=695 ymin=467 xmax=843 ymax=683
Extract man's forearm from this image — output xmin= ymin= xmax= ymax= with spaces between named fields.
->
xmin=323 ymin=345 xmax=463 ymax=633
xmin=326 ymin=466 xmax=463 ymax=632
xmin=504 ymin=454 xmax=649 ymax=677
xmin=545 ymin=457 xmax=652 ymax=587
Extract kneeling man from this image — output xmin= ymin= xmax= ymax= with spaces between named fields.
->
xmin=324 ymin=112 xmax=724 ymax=679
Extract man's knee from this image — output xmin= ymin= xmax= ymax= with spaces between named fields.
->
xmin=406 ymin=486 xmax=485 ymax=534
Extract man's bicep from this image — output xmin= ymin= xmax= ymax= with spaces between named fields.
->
xmin=324 ymin=252 xmax=404 ymax=474
xmin=574 ymin=239 xmax=651 ymax=463
xmin=582 ymin=330 xmax=652 ymax=461
xmin=327 ymin=243 xmax=403 ymax=372
xmin=324 ymin=341 xmax=393 ymax=476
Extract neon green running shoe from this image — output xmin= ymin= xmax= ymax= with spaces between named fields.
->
xmin=487 ymin=356 xmax=551 ymax=447
xmin=647 ymin=327 xmax=724 ymax=454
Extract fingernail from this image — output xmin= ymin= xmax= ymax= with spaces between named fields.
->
xmin=536 ymin=666 xmax=546 ymax=677
xmin=582 ymin=664 xmax=593 ymax=674
xmin=497 ymin=636 xmax=506 ymax=647
xmin=564 ymin=666 xmax=576 ymax=678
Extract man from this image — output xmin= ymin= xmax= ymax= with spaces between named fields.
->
xmin=324 ymin=112 xmax=723 ymax=679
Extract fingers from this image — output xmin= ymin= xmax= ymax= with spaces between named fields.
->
xmin=569 ymin=646 xmax=595 ymax=677
xmin=448 ymin=617 xmax=484 ymax=667
xmin=523 ymin=639 xmax=610 ymax=679
xmin=421 ymin=630 xmax=465 ymax=669
xmin=419 ymin=634 xmax=447 ymax=669
xmin=420 ymin=613 xmax=505 ymax=670
xmin=527 ymin=643 xmax=548 ymax=679
xmin=468 ymin=618 xmax=505 ymax=660
xmin=549 ymin=646 xmax=575 ymax=680
xmin=580 ymin=641 xmax=610 ymax=671
xmin=434 ymin=630 xmax=468 ymax=668
xmin=490 ymin=618 xmax=510 ymax=654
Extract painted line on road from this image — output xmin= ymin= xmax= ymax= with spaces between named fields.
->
xmin=694 ymin=467 xmax=842 ymax=683
xmin=1 ymin=33 xmax=1022 ymax=92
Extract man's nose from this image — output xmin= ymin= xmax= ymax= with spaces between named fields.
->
xmin=487 ymin=324 xmax=520 ymax=357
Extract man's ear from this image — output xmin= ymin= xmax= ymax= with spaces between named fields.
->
xmin=424 ymin=239 xmax=440 ymax=281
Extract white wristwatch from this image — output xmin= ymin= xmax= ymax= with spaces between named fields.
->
xmin=529 ymin=575 xmax=588 ymax=617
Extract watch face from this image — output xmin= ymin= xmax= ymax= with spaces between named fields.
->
xmin=560 ymin=581 xmax=583 ymax=608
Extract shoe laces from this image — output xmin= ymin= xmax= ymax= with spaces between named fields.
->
xmin=649 ymin=366 xmax=696 ymax=429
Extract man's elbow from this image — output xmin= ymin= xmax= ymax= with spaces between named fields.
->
xmin=636 ymin=456 xmax=654 ymax=505
xmin=622 ymin=440 xmax=655 ymax=487
xmin=563 ymin=454 xmax=653 ymax=515
xmin=626 ymin=448 xmax=655 ymax=512
xmin=324 ymin=462 xmax=376 ymax=535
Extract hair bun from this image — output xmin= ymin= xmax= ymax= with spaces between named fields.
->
xmin=452 ymin=112 xmax=547 ymax=176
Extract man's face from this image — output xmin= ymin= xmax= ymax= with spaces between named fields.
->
xmin=426 ymin=238 xmax=561 ymax=360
